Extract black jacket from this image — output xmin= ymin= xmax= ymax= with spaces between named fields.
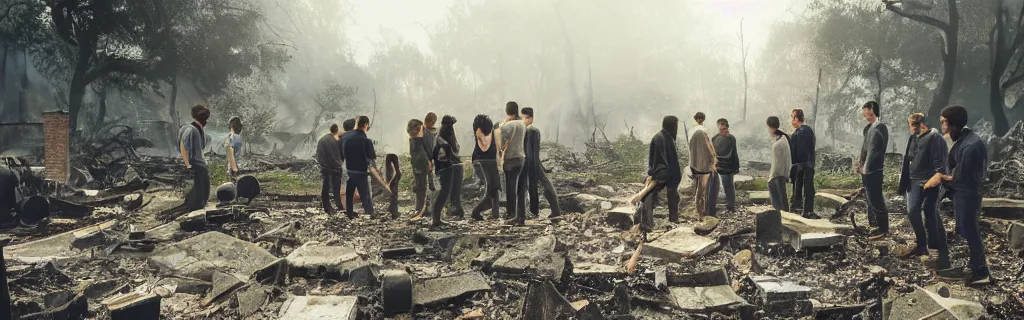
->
xmin=524 ymin=126 xmax=543 ymax=173
xmin=340 ymin=130 xmax=376 ymax=174
xmin=315 ymin=134 xmax=342 ymax=172
xmin=860 ymin=122 xmax=889 ymax=174
xmin=790 ymin=124 xmax=816 ymax=167
xmin=712 ymin=134 xmax=740 ymax=175
xmin=648 ymin=129 xmax=682 ymax=184
xmin=409 ymin=136 xmax=432 ymax=173
xmin=946 ymin=128 xmax=987 ymax=197
xmin=897 ymin=128 xmax=947 ymax=195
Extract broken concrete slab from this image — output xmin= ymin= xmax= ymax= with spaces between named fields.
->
xmin=644 ymin=226 xmax=718 ymax=260
xmin=103 ymin=292 xmax=161 ymax=320
xmin=982 ymin=197 xmax=1024 ymax=219
xmin=235 ymin=284 xmax=270 ymax=318
xmin=753 ymin=206 xmax=782 ymax=245
xmin=204 ymin=271 xmax=244 ymax=305
xmin=606 ymin=206 xmax=635 ymax=230
xmin=1008 ymin=222 xmax=1024 ymax=254
xmin=381 ymin=269 xmax=412 ymax=317
xmin=492 ymin=236 xmax=568 ymax=281
xmin=669 ymin=285 xmax=746 ymax=312
xmin=251 ymin=258 xmax=288 ymax=285
xmin=71 ymin=220 xmax=117 ymax=249
xmin=412 ymin=271 xmax=491 ymax=307
xmin=667 ymin=265 xmax=730 ymax=287
xmin=144 ymin=222 xmax=183 ymax=242
xmin=780 ymin=211 xmax=850 ymax=251
xmin=883 ymin=286 xmax=987 ymax=320
xmin=149 ymin=231 xmax=278 ymax=281
xmin=521 ymin=280 xmax=578 ymax=320
xmin=446 ymin=235 xmax=481 ymax=270
xmin=285 ymin=243 xmax=361 ymax=278
xmin=573 ymin=262 xmax=625 ymax=276
xmin=4 ymin=220 xmax=116 ymax=264
xmin=748 ymin=191 xmax=771 ymax=205
xmin=749 ymin=275 xmax=811 ymax=304
xmin=278 ymin=295 xmax=358 ymax=320
xmin=815 ymin=192 xmax=849 ymax=212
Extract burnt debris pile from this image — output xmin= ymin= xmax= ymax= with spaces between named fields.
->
xmin=1 ymin=127 xmax=1023 ymax=319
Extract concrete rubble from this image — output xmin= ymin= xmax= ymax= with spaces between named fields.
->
xmin=2 ymin=144 xmax=1022 ymax=319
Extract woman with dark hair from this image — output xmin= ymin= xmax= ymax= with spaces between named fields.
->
xmin=470 ymin=114 xmax=499 ymax=220
xmin=430 ymin=115 xmax=465 ymax=226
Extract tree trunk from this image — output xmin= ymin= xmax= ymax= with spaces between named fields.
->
xmin=0 ymin=44 xmax=7 ymax=116
xmin=888 ymin=0 xmax=960 ymax=128
xmin=16 ymin=49 xmax=28 ymax=122
xmin=96 ymin=85 xmax=107 ymax=126
xmin=169 ymin=73 xmax=179 ymax=128
xmin=988 ymin=0 xmax=1014 ymax=137
xmin=68 ymin=43 xmax=94 ymax=134
xmin=812 ymin=67 xmax=822 ymax=130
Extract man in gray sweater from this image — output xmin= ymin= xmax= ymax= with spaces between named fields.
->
xmin=315 ymin=123 xmax=344 ymax=213
xmin=179 ymin=104 xmax=211 ymax=211
xmin=497 ymin=101 xmax=527 ymax=225
xmin=857 ymin=101 xmax=890 ymax=240
xmin=767 ymin=116 xmax=792 ymax=211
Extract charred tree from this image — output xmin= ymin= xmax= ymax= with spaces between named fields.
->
xmin=988 ymin=0 xmax=1024 ymax=136
xmin=885 ymin=0 xmax=960 ymax=127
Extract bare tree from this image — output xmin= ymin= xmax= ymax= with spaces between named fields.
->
xmin=884 ymin=0 xmax=960 ymax=126
xmin=989 ymin=0 xmax=1024 ymax=136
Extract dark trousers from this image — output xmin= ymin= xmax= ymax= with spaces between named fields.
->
xmin=791 ymin=165 xmax=815 ymax=214
xmin=862 ymin=171 xmax=889 ymax=231
xmin=185 ymin=165 xmax=210 ymax=211
xmin=388 ymin=172 xmax=401 ymax=217
xmin=953 ymin=193 xmax=989 ymax=276
xmin=346 ymin=172 xmax=373 ymax=215
xmin=907 ymin=183 xmax=950 ymax=268
xmin=523 ymin=162 xmax=560 ymax=218
xmin=706 ymin=172 xmax=720 ymax=216
xmin=447 ymin=164 xmax=465 ymax=216
xmin=634 ymin=180 xmax=680 ymax=232
xmin=504 ymin=158 xmax=526 ymax=224
xmin=320 ymin=169 xmax=343 ymax=212
xmin=768 ymin=176 xmax=789 ymax=211
xmin=720 ymin=173 xmax=736 ymax=211
xmin=472 ymin=161 xmax=501 ymax=218
xmin=431 ymin=168 xmax=455 ymax=225
xmin=413 ymin=170 xmax=429 ymax=213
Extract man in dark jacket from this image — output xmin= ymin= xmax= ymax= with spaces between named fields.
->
xmin=894 ymin=113 xmax=950 ymax=270
xmin=630 ymin=116 xmax=682 ymax=233
xmin=341 ymin=116 xmax=377 ymax=218
xmin=520 ymin=107 xmax=560 ymax=219
xmin=711 ymin=118 xmax=740 ymax=212
xmin=315 ymin=123 xmax=344 ymax=213
xmin=407 ymin=119 xmax=432 ymax=217
xmin=935 ymin=105 xmax=991 ymax=286
xmin=179 ymin=104 xmax=211 ymax=211
xmin=789 ymin=108 xmax=816 ymax=216
xmin=857 ymin=101 xmax=890 ymax=239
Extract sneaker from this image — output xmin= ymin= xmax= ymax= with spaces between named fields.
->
xmin=965 ymin=273 xmax=993 ymax=286
xmin=867 ymin=229 xmax=888 ymax=240
xmin=894 ymin=245 xmax=928 ymax=259
xmin=935 ymin=266 xmax=968 ymax=280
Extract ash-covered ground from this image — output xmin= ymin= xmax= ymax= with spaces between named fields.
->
xmin=3 ymin=145 xmax=1024 ymax=319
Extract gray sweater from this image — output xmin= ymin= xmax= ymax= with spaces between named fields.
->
xmin=771 ymin=135 xmax=792 ymax=179
xmin=860 ymin=121 xmax=889 ymax=174
xmin=500 ymin=120 xmax=526 ymax=162
xmin=179 ymin=123 xmax=206 ymax=167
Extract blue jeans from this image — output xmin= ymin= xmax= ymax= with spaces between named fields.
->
xmin=953 ymin=193 xmax=989 ymax=276
xmin=706 ymin=172 xmax=720 ymax=216
xmin=906 ymin=184 xmax=949 ymax=268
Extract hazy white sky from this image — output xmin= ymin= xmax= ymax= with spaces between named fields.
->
xmin=346 ymin=0 xmax=810 ymax=65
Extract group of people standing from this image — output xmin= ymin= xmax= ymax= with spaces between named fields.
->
xmin=405 ymin=102 xmax=559 ymax=227
xmin=629 ymin=102 xmax=991 ymax=286
xmin=177 ymin=100 xmax=991 ymax=286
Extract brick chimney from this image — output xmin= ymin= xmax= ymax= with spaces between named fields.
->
xmin=43 ymin=111 xmax=70 ymax=183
